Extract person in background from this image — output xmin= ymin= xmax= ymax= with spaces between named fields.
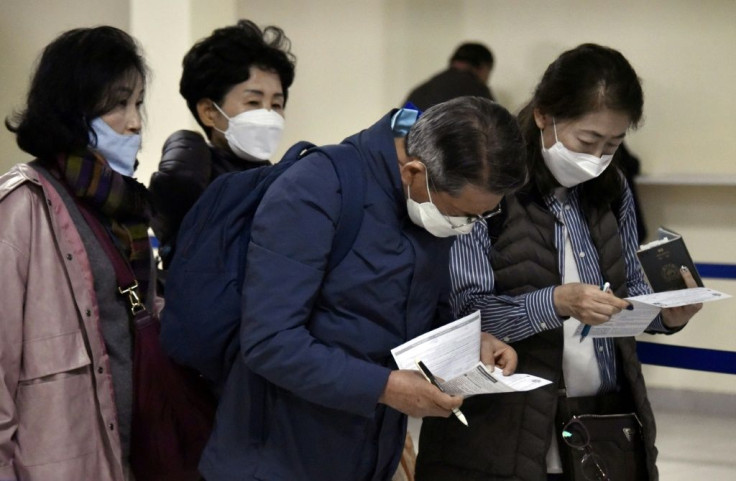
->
xmin=149 ymin=19 xmax=295 ymax=275
xmin=199 ymin=97 xmax=528 ymax=480
xmin=415 ymin=44 xmax=702 ymax=481
xmin=405 ymin=42 xmax=495 ymax=111
xmin=1 ymin=26 xmax=150 ymax=480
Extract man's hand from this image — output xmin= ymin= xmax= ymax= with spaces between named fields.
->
xmin=480 ymin=332 xmax=517 ymax=375
xmin=662 ymin=266 xmax=703 ymax=329
xmin=553 ymin=283 xmax=631 ymax=326
xmin=378 ymin=370 xmax=462 ymax=418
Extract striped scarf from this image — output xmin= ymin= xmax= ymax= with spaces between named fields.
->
xmin=55 ymin=150 xmax=152 ymax=301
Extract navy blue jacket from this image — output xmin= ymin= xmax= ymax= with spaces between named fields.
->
xmin=199 ymin=112 xmax=453 ymax=480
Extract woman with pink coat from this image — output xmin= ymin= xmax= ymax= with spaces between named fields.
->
xmin=0 ymin=26 xmax=151 ymax=480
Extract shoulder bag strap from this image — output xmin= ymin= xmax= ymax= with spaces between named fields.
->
xmin=74 ymin=200 xmax=145 ymax=317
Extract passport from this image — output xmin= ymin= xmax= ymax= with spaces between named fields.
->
xmin=636 ymin=227 xmax=704 ymax=292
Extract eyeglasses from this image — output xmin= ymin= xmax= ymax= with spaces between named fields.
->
xmin=445 ymin=204 xmax=503 ymax=230
xmin=562 ymin=417 xmax=609 ymax=481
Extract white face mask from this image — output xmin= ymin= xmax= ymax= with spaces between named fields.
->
xmin=89 ymin=117 xmax=141 ymax=177
xmin=406 ymin=166 xmax=474 ymax=237
xmin=214 ymin=104 xmax=284 ymax=161
xmin=540 ymin=120 xmax=614 ymax=188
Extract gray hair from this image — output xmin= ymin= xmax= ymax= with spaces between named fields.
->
xmin=405 ymin=96 xmax=528 ymax=196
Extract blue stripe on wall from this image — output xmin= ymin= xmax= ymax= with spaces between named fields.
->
xmin=636 ymin=263 xmax=736 ymax=374
xmin=696 ymin=262 xmax=736 ymax=280
xmin=637 ymin=341 xmax=736 ymax=375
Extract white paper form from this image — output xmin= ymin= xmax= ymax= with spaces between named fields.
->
xmin=574 ymin=287 xmax=731 ymax=338
xmin=441 ymin=362 xmax=552 ymax=397
xmin=391 ymin=311 xmax=551 ymax=397
xmin=630 ymin=287 xmax=731 ymax=308
xmin=391 ymin=310 xmax=481 ymax=381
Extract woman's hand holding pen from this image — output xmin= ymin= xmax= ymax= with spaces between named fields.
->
xmin=661 ymin=266 xmax=703 ymax=329
xmin=378 ymin=369 xmax=462 ymax=419
xmin=553 ymin=282 xmax=631 ymax=326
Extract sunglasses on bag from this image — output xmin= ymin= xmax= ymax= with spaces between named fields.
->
xmin=562 ymin=416 xmax=610 ymax=481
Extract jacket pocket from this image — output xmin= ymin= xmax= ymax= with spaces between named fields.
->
xmin=18 ymin=330 xmax=91 ymax=382
xmin=15 ymin=330 xmax=97 ymax=466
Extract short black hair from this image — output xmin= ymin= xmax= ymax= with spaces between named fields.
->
xmin=5 ymin=26 xmax=148 ymax=159
xmin=406 ymin=96 xmax=527 ymax=196
xmin=450 ymin=43 xmax=494 ymax=69
xmin=179 ymin=19 xmax=296 ymax=137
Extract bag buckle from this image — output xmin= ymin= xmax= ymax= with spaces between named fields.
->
xmin=119 ymin=282 xmax=145 ymax=315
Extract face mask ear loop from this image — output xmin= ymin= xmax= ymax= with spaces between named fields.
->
xmin=406 ymin=161 xmax=434 ymax=203
xmin=212 ymin=102 xmax=231 ymax=135
xmin=540 ymin=117 xmax=559 ymax=149
xmin=213 ymin=102 xmax=231 ymax=120
xmin=422 ymin=164 xmax=435 ymax=204
xmin=423 ymin=163 xmax=462 ymax=229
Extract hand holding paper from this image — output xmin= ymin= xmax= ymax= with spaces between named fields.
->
xmin=416 ymin=360 xmax=468 ymax=426
xmin=378 ymin=369 xmax=463 ymax=420
xmin=573 ymin=287 xmax=730 ymax=338
xmin=660 ymin=266 xmax=704 ymax=329
xmin=391 ymin=311 xmax=551 ymax=398
xmin=577 ymin=226 xmax=731 ymax=338
xmin=481 ymin=331 xmax=518 ymax=375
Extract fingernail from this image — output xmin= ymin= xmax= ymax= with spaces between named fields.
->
xmin=681 ymin=266 xmax=689 ymax=273
xmin=626 ymin=303 xmax=634 ymax=311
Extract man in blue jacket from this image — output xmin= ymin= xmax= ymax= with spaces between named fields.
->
xmin=199 ymin=97 xmax=529 ymax=480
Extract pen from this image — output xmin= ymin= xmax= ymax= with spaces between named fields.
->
xmin=415 ymin=360 xmax=468 ymax=426
xmin=579 ymin=282 xmax=610 ymax=343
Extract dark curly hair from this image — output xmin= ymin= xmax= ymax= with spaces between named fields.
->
xmin=5 ymin=26 xmax=148 ymax=160
xmin=179 ymin=19 xmax=296 ymax=137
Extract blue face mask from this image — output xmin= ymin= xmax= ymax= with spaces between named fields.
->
xmin=89 ymin=117 xmax=141 ymax=177
xmin=390 ymin=105 xmax=421 ymax=137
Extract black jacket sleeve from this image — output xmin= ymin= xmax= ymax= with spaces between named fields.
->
xmin=149 ymin=130 xmax=212 ymax=268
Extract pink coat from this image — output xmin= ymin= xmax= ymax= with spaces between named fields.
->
xmin=0 ymin=163 xmax=127 ymax=480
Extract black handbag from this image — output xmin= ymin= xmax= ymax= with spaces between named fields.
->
xmin=556 ymin=392 xmax=648 ymax=481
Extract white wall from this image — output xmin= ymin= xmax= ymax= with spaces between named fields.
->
xmin=636 ymin=185 xmax=736 ymax=393
xmin=129 ymin=0 xmax=239 ymax=186
xmin=235 ymin=0 xmax=390 ymax=153
xmin=1 ymin=0 xmax=734 ymax=393
xmin=3 ymin=0 xmax=735 ymax=177
xmin=232 ymin=0 xmax=736 ymax=178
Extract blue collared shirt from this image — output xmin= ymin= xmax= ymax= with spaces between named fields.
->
xmin=449 ymin=180 xmax=668 ymax=393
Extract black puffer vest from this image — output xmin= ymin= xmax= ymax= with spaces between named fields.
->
xmin=416 ymin=187 xmax=658 ymax=481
